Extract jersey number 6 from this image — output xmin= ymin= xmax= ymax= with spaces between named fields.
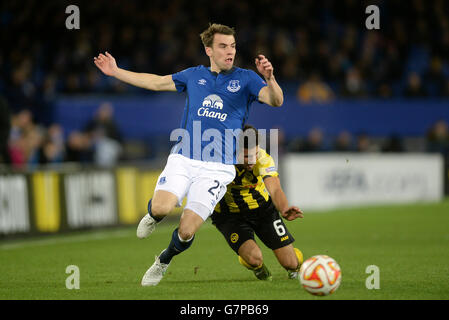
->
xmin=273 ymin=219 xmax=286 ymax=236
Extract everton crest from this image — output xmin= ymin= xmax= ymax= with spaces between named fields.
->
xmin=227 ymin=80 xmax=241 ymax=93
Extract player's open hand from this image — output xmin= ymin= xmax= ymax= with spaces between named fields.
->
xmin=94 ymin=52 xmax=118 ymax=77
xmin=281 ymin=206 xmax=304 ymax=221
xmin=255 ymin=54 xmax=274 ymax=80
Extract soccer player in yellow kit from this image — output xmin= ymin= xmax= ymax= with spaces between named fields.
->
xmin=211 ymin=125 xmax=304 ymax=280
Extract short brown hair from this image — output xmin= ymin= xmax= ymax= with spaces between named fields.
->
xmin=241 ymin=124 xmax=259 ymax=150
xmin=200 ymin=23 xmax=235 ymax=48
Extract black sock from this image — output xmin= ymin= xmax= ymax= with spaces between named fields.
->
xmin=147 ymin=199 xmax=163 ymax=222
xmin=159 ymin=228 xmax=195 ymax=264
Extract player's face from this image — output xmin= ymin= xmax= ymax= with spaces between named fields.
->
xmin=207 ymin=33 xmax=236 ymax=72
xmin=242 ymin=146 xmax=259 ymax=171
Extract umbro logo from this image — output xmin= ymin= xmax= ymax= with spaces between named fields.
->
xmin=198 ymin=79 xmax=207 ymax=85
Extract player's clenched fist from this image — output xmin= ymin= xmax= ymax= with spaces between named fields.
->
xmin=255 ymin=54 xmax=274 ymax=80
xmin=94 ymin=51 xmax=118 ymax=77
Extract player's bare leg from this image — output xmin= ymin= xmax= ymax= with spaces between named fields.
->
xmin=177 ymin=209 xmax=205 ymax=240
xmin=273 ymin=244 xmax=303 ymax=279
xmin=238 ymin=240 xmax=263 ymax=267
xmin=141 ymin=208 xmax=204 ymax=286
xmin=151 ymin=190 xmax=179 ymax=218
xmin=238 ymin=240 xmax=272 ymax=281
xmin=137 ymin=190 xmax=178 ymax=239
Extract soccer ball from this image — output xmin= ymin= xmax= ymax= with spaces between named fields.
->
xmin=299 ymin=255 xmax=342 ymax=296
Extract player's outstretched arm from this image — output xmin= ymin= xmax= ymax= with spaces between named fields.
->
xmin=264 ymin=176 xmax=303 ymax=221
xmin=255 ymin=54 xmax=284 ymax=107
xmin=94 ymin=52 xmax=176 ymax=92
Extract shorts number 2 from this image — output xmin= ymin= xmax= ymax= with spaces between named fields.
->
xmin=208 ymin=180 xmax=220 ymax=199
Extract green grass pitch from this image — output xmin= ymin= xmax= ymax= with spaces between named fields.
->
xmin=1 ymin=199 xmax=448 ymax=300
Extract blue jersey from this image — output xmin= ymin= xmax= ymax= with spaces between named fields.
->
xmin=170 ymin=65 xmax=267 ymax=164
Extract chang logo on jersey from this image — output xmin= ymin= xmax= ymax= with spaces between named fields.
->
xmin=202 ymin=94 xmax=223 ymax=109
xmin=198 ymin=94 xmax=228 ymax=122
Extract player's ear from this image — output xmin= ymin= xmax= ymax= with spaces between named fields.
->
xmin=205 ymin=46 xmax=213 ymax=57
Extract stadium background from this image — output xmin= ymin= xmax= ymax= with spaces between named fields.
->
xmin=0 ymin=0 xmax=449 ymax=301
xmin=1 ymin=0 xmax=449 ymax=233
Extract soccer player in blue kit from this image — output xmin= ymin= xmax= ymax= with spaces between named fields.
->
xmin=94 ymin=23 xmax=291 ymax=286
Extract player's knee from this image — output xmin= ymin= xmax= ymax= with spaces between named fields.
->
xmin=150 ymin=200 xmax=173 ymax=217
xmin=177 ymin=226 xmax=195 ymax=241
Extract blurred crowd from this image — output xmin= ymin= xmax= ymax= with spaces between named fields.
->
xmin=1 ymin=0 xmax=449 ymax=168
xmin=0 ymin=99 xmax=124 ymax=168
xmin=1 ymin=0 xmax=449 ymax=112
xmin=1 ymin=97 xmax=448 ymax=169
xmin=284 ymin=121 xmax=449 ymax=155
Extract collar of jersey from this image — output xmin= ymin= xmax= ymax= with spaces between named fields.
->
xmin=207 ymin=66 xmax=236 ymax=76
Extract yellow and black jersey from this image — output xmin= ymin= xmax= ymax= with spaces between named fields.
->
xmin=215 ymin=148 xmax=278 ymax=214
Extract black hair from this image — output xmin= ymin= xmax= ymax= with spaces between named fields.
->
xmin=241 ymin=124 xmax=259 ymax=149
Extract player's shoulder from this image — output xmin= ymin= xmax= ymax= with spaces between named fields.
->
xmin=191 ymin=65 xmax=208 ymax=73
xmin=257 ymin=149 xmax=274 ymax=165
xmin=256 ymin=149 xmax=277 ymax=170
xmin=175 ymin=65 xmax=206 ymax=75
xmin=235 ymin=67 xmax=266 ymax=87
xmin=255 ymin=149 xmax=278 ymax=177
xmin=234 ymin=67 xmax=257 ymax=77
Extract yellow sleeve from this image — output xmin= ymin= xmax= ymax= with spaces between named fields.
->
xmin=255 ymin=149 xmax=279 ymax=178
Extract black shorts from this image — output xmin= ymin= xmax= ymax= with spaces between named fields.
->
xmin=211 ymin=200 xmax=295 ymax=254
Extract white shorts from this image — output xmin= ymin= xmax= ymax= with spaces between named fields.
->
xmin=154 ymin=154 xmax=236 ymax=221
